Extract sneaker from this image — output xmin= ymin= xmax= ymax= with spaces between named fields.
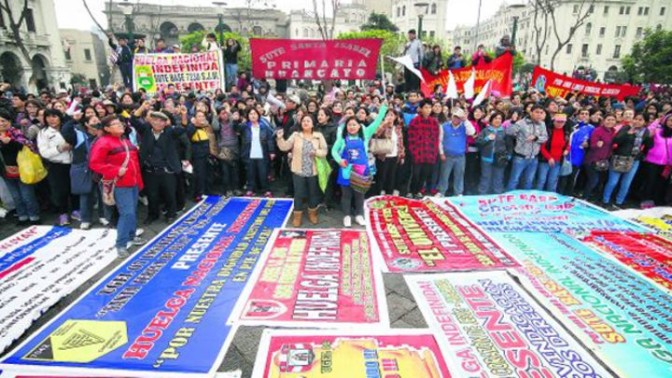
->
xmin=116 ymin=247 xmax=129 ymax=258
xmin=127 ymin=237 xmax=146 ymax=249
xmin=355 ymin=215 xmax=366 ymax=226
xmin=233 ymin=190 xmax=243 ymax=196
xmin=640 ymin=200 xmax=655 ymax=209
xmin=99 ymin=217 xmax=110 ymax=226
xmin=392 ymin=190 xmax=400 ymax=196
xmin=380 ymin=190 xmax=386 ymax=195
xmin=245 ymin=191 xmax=254 ymax=197
xmin=434 ymin=192 xmax=443 ymax=198
xmin=405 ymin=193 xmax=414 ymax=199
xmin=71 ymin=210 xmax=82 ymax=221
xmin=430 ymin=189 xmax=438 ymax=196
xmin=608 ymin=204 xmax=622 ymax=211
xmin=16 ymin=218 xmax=29 ymax=226
xmin=194 ymin=195 xmax=203 ymax=202
xmin=264 ymin=191 xmax=273 ymax=198
xmin=135 ymin=228 xmax=145 ymax=237
xmin=58 ymin=214 xmax=70 ymax=226
xmin=138 ymin=196 xmax=149 ymax=206
xmin=343 ymin=216 xmax=352 ymax=228
xmin=29 ymin=218 xmax=41 ymax=225
xmin=225 ymin=190 xmax=233 ymax=197
xmin=415 ymin=192 xmax=423 ymax=199
xmin=80 ymin=222 xmax=91 ymax=230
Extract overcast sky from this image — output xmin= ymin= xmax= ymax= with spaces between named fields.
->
xmin=55 ymin=0 xmax=508 ymax=33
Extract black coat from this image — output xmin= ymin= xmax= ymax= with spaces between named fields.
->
xmin=131 ymin=116 xmax=190 ymax=173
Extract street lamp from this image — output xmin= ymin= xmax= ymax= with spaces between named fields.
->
xmin=414 ymin=2 xmax=429 ymax=40
xmin=213 ymin=1 xmax=228 ymax=46
xmin=118 ymin=0 xmax=134 ymax=42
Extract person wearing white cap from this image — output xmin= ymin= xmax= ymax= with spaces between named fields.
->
xmin=435 ymin=107 xmax=475 ymax=197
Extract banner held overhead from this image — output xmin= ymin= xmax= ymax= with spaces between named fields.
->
xmin=250 ymin=39 xmax=383 ymax=80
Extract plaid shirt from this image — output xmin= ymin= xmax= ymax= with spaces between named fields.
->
xmin=408 ymin=115 xmax=440 ymax=164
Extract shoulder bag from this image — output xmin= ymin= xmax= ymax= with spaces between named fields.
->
xmin=102 ymin=141 xmax=130 ymax=206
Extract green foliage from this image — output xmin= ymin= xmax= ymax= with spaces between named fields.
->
xmin=337 ymin=29 xmax=405 ymax=74
xmin=361 ymin=12 xmax=398 ymax=33
xmin=621 ymin=28 xmax=672 ymax=84
xmin=179 ymin=30 xmax=252 ymax=72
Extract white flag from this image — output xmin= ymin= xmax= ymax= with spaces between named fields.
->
xmin=472 ymin=80 xmax=492 ymax=108
xmin=446 ymin=70 xmax=458 ymax=99
xmin=387 ymin=55 xmax=425 ymax=82
xmin=464 ymin=69 xmax=476 ymax=99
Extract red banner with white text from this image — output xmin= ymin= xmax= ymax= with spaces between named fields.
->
xmin=532 ymin=66 xmax=641 ymax=100
xmin=250 ymin=38 xmax=382 ymax=80
xmin=420 ymin=53 xmax=513 ymax=98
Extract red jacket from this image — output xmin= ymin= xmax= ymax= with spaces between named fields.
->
xmin=89 ymin=134 xmax=143 ymax=190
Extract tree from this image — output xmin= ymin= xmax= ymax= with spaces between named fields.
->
xmin=621 ymin=29 xmax=672 ymax=84
xmin=530 ymin=0 xmax=551 ymax=66
xmin=337 ymin=29 xmax=405 ymax=74
xmin=311 ymin=0 xmax=341 ymax=41
xmin=180 ymin=30 xmax=252 ymax=72
xmin=548 ymin=0 xmax=595 ymax=71
xmin=361 ymin=12 xmax=398 ymax=33
xmin=82 ymin=0 xmax=108 ymax=34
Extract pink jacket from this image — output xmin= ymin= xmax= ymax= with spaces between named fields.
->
xmin=645 ymin=128 xmax=672 ymax=166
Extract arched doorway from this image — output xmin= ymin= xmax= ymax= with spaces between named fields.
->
xmin=31 ymin=54 xmax=49 ymax=90
xmin=160 ymin=21 xmax=179 ymax=45
xmin=0 ymin=52 xmax=23 ymax=87
xmin=215 ymin=23 xmax=232 ymax=33
xmin=188 ymin=22 xmax=205 ymax=33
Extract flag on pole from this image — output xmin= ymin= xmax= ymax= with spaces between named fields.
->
xmin=446 ymin=70 xmax=458 ymax=99
xmin=472 ymin=80 xmax=492 ymax=108
xmin=464 ymin=69 xmax=476 ymax=99
xmin=387 ymin=55 xmax=425 ymax=82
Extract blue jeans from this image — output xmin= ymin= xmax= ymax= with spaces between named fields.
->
xmin=5 ymin=178 xmax=39 ymax=220
xmin=536 ymin=161 xmax=561 ymax=192
xmin=603 ymin=160 xmax=640 ymax=205
xmin=437 ymin=155 xmax=465 ymax=195
xmin=479 ymin=161 xmax=506 ymax=194
xmin=114 ymin=186 xmax=139 ymax=249
xmin=507 ymin=156 xmax=538 ymax=191
xmin=225 ymin=63 xmax=238 ymax=88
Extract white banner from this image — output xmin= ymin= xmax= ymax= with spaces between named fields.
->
xmin=0 ymin=226 xmax=117 ymax=354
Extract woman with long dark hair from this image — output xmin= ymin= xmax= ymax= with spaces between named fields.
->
xmin=640 ymin=114 xmax=672 ymax=208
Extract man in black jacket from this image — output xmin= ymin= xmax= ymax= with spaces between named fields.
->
xmin=108 ymin=33 xmax=134 ymax=89
xmin=131 ymin=106 xmax=191 ymax=224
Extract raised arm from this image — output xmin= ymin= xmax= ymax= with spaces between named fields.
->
xmin=364 ymin=104 xmax=388 ymax=140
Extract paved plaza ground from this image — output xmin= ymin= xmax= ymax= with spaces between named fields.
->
xmin=0 ymin=187 xmax=426 ymax=377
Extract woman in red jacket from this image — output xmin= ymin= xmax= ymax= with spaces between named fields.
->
xmin=89 ymin=116 xmax=144 ymax=257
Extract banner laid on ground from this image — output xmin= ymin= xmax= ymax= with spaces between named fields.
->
xmin=1 ymin=197 xmax=292 ymax=377
xmin=446 ymin=191 xmax=643 ymax=233
xmin=532 ymin=66 xmax=641 ymax=100
xmin=0 ymin=226 xmax=117 ymax=354
xmin=133 ymin=51 xmax=225 ymax=93
xmin=420 ymin=53 xmax=513 ymax=98
xmin=230 ymin=229 xmax=387 ymax=328
xmin=614 ymin=207 xmax=672 ymax=239
xmin=498 ymin=232 xmax=672 ymax=378
xmin=366 ymin=196 xmax=518 ymax=272
xmin=251 ymin=329 xmax=452 ymax=378
xmin=406 ymin=271 xmax=614 ymax=377
xmin=249 ymin=39 xmax=383 ymax=80
xmin=583 ymin=231 xmax=672 ymax=291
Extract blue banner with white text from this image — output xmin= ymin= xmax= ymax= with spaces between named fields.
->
xmin=1 ymin=196 xmax=292 ymax=376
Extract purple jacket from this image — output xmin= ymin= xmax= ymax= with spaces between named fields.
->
xmin=585 ymin=126 xmax=615 ymax=164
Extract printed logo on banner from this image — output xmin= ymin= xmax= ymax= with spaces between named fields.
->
xmin=230 ymin=229 xmax=388 ymax=328
xmin=366 ymin=196 xmax=519 ymax=272
xmin=0 ymin=227 xmax=117 ymax=355
xmin=406 ymin=271 xmax=615 ymax=378
xmin=23 ymin=320 xmax=127 ymax=363
xmin=1 ymin=197 xmax=293 ymax=376
xmin=252 ymin=330 xmax=452 ymax=378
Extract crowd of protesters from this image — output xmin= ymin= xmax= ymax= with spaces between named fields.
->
xmin=2 ymin=31 xmax=672 ymax=257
